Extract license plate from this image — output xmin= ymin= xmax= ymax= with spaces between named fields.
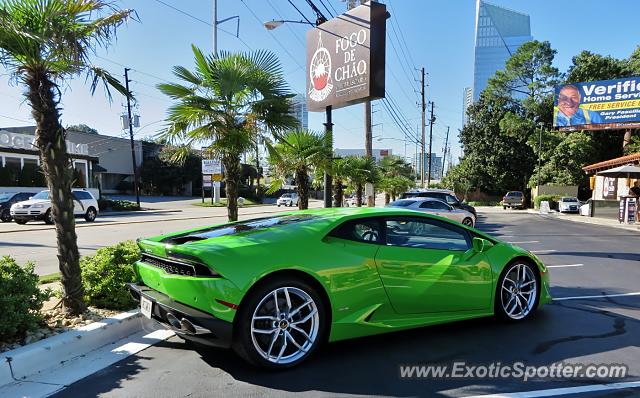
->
xmin=140 ymin=296 xmax=153 ymax=319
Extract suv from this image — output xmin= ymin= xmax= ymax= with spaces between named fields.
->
xmin=0 ymin=192 xmax=32 ymax=222
xmin=400 ymin=189 xmax=476 ymax=216
xmin=276 ymin=192 xmax=299 ymax=207
xmin=503 ymin=191 xmax=525 ymax=209
xmin=10 ymin=189 xmax=99 ymax=224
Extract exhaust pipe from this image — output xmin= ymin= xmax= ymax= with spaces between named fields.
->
xmin=180 ymin=318 xmax=197 ymax=334
xmin=166 ymin=313 xmax=181 ymax=329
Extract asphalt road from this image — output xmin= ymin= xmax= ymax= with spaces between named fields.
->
xmin=1 ymin=199 xmax=322 ymax=275
xmin=50 ymin=211 xmax=640 ymax=398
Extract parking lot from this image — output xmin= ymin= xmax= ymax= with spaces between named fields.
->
xmin=51 ymin=211 xmax=640 ymax=398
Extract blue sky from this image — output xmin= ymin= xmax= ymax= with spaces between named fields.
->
xmin=1 ymin=0 xmax=639 ymax=165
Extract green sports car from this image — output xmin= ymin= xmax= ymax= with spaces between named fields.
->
xmin=128 ymin=207 xmax=551 ymax=369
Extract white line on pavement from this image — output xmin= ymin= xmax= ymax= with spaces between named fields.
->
xmin=507 ymin=241 xmax=539 ymax=244
xmin=465 ymin=380 xmax=640 ymax=398
xmin=546 ymin=264 xmax=584 ymax=268
xmin=554 ymin=292 xmax=640 ymax=301
xmin=531 ymin=249 xmax=557 ymax=254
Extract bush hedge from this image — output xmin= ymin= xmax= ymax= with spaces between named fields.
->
xmin=0 ymin=257 xmax=50 ymax=341
xmin=81 ymin=241 xmax=140 ymax=310
xmin=534 ymin=194 xmax=561 ymax=210
xmin=97 ymin=198 xmax=140 ymax=212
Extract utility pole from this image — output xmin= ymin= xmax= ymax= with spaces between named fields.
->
xmin=427 ymin=101 xmax=435 ymax=187
xmin=213 ymin=0 xmax=217 ymax=53
xmin=442 ymin=126 xmax=449 ymax=179
xmin=420 ymin=67 xmax=426 ymax=188
xmin=124 ymin=68 xmax=140 ymax=208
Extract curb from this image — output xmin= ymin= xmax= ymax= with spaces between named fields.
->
xmin=526 ymin=209 xmax=640 ymax=233
xmin=0 ymin=310 xmax=143 ymax=387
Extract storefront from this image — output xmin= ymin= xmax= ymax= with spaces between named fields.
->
xmin=583 ymin=153 xmax=640 ymax=219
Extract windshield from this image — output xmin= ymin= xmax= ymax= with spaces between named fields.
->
xmin=506 ymin=192 xmax=522 ymax=197
xmin=32 ymin=191 xmax=49 ymax=200
xmin=389 ymin=200 xmax=416 ymax=207
xmin=562 ymin=198 xmax=578 ymax=202
xmin=0 ymin=193 xmax=13 ymax=201
xmin=280 ymin=194 xmax=291 ymax=198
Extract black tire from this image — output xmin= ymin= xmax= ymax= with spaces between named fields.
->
xmin=462 ymin=217 xmax=474 ymax=227
xmin=277 ymin=204 xmax=281 ymax=207
xmin=494 ymin=261 xmax=540 ymax=322
xmin=503 ymin=206 xmax=507 ymax=210
xmin=1 ymin=210 xmax=11 ymax=223
xmin=84 ymin=207 xmax=97 ymax=222
xmin=14 ymin=219 xmax=27 ymax=225
xmin=233 ymin=277 xmax=328 ymax=369
xmin=44 ymin=209 xmax=55 ymax=225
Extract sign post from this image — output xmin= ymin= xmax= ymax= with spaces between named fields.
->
xmin=202 ymin=159 xmax=222 ymax=203
xmin=306 ymin=1 xmax=387 ymax=207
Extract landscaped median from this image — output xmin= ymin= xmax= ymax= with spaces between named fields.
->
xmin=0 ymin=241 xmax=174 ymax=395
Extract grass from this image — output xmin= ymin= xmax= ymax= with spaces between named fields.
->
xmin=192 ymin=198 xmax=260 ymax=207
xmin=39 ymin=272 xmax=61 ymax=285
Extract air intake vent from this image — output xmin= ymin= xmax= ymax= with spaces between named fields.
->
xmin=140 ymin=254 xmax=217 ymax=277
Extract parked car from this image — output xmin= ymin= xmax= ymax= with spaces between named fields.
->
xmin=344 ymin=194 xmax=365 ymax=207
xmin=558 ymin=197 xmax=580 ymax=213
xmin=502 ymin=191 xmax=525 ymax=209
xmin=400 ymin=189 xmax=476 ymax=216
xmin=387 ymin=197 xmax=476 ymax=227
xmin=10 ymin=189 xmax=99 ymax=224
xmin=276 ymin=193 xmax=298 ymax=207
xmin=128 ymin=207 xmax=551 ymax=369
xmin=0 ymin=192 xmax=32 ymax=222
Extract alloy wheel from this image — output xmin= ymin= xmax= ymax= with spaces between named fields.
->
xmin=462 ymin=218 xmax=474 ymax=227
xmin=250 ymin=287 xmax=319 ymax=365
xmin=500 ymin=263 xmax=537 ymax=320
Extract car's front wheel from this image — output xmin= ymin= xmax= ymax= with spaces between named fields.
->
xmin=495 ymin=262 xmax=539 ymax=322
xmin=84 ymin=207 xmax=97 ymax=222
xmin=462 ymin=217 xmax=474 ymax=227
xmin=233 ymin=278 xmax=327 ymax=369
xmin=44 ymin=209 xmax=54 ymax=225
xmin=1 ymin=210 xmax=11 ymax=222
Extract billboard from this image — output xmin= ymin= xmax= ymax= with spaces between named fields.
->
xmin=306 ymin=1 xmax=386 ymax=112
xmin=553 ymin=77 xmax=640 ymax=131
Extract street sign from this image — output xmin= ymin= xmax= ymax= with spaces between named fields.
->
xmin=306 ymin=1 xmax=387 ymax=112
xmin=212 ymin=173 xmax=223 ymax=182
xmin=203 ymin=174 xmax=212 ymax=183
xmin=202 ymin=159 xmax=222 ymax=175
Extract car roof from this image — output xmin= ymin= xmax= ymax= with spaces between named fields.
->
xmin=395 ymin=197 xmax=445 ymax=203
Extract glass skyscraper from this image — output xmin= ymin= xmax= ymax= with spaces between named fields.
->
xmin=472 ymin=0 xmax=532 ymax=102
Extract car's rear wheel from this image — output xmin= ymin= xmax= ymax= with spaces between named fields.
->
xmin=495 ymin=262 xmax=539 ymax=322
xmin=462 ymin=217 xmax=474 ymax=227
xmin=44 ymin=209 xmax=54 ymax=225
xmin=84 ymin=207 xmax=97 ymax=222
xmin=233 ymin=278 xmax=327 ymax=369
xmin=1 ymin=210 xmax=11 ymax=222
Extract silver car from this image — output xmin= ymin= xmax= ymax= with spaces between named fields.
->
xmin=558 ymin=196 xmax=580 ymax=213
xmin=387 ymin=197 xmax=476 ymax=227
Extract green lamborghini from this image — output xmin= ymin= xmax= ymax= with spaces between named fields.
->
xmin=128 ymin=207 xmax=551 ymax=369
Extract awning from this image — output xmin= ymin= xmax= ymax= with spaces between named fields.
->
xmin=92 ymin=164 xmax=108 ymax=173
xmin=596 ymin=164 xmax=640 ymax=178
xmin=583 ymin=153 xmax=640 ymax=174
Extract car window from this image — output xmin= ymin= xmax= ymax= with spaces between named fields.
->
xmin=18 ymin=193 xmax=31 ymax=201
xmin=444 ymin=194 xmax=459 ymax=205
xmin=32 ymin=191 xmax=49 ymax=200
xmin=562 ymin=198 xmax=578 ymax=202
xmin=385 ymin=217 xmax=470 ymax=251
xmin=390 ymin=200 xmax=416 ymax=207
xmin=431 ymin=201 xmax=451 ymax=210
xmin=74 ymin=191 xmax=92 ymax=200
xmin=418 ymin=201 xmax=436 ymax=209
xmin=507 ymin=192 xmax=523 ymax=197
xmin=329 ymin=218 xmax=382 ymax=244
xmin=0 ymin=194 xmax=12 ymax=201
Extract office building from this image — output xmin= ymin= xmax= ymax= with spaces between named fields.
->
xmin=413 ymin=152 xmax=443 ymax=180
xmin=290 ymin=94 xmax=308 ymax=130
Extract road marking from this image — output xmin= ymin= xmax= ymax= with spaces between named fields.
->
xmin=530 ymin=249 xmax=556 ymax=254
xmin=465 ymin=380 xmax=640 ymax=398
xmin=546 ymin=264 xmax=584 ymax=268
xmin=554 ymin=292 xmax=640 ymax=301
xmin=507 ymin=241 xmax=539 ymax=244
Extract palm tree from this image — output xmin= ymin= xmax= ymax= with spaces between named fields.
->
xmin=159 ymin=46 xmax=297 ymax=221
xmin=344 ymin=156 xmax=379 ymax=207
xmin=266 ymin=129 xmax=329 ymax=210
xmin=331 ymin=157 xmax=351 ymax=207
xmin=0 ymin=0 xmax=134 ymax=314
xmin=379 ymin=155 xmax=414 ymax=204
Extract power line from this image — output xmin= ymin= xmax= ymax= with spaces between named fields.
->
xmin=286 ymin=0 xmax=314 ymax=26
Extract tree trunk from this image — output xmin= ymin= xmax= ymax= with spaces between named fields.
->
xmin=296 ymin=166 xmax=309 ymax=210
xmin=223 ymin=154 xmax=240 ymax=221
xmin=356 ymin=184 xmax=363 ymax=207
xmin=334 ymin=178 xmax=343 ymax=207
xmin=26 ymin=71 xmax=86 ymax=315
xmin=385 ymin=192 xmax=390 ymax=205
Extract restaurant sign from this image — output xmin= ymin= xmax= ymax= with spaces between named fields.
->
xmin=0 ymin=130 xmax=88 ymax=155
xmin=306 ymin=1 xmax=386 ymax=112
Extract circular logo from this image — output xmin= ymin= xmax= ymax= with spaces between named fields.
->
xmin=309 ymin=33 xmax=333 ymax=102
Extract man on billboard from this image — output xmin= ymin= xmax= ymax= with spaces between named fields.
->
xmin=554 ymin=84 xmax=603 ymax=127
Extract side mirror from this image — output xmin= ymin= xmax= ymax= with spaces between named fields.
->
xmin=472 ymin=237 xmax=493 ymax=253
xmin=29 ymin=197 xmax=33 ymax=200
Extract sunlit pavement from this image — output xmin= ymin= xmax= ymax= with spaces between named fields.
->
xmin=50 ymin=211 xmax=640 ymax=397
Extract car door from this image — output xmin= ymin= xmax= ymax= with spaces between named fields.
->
xmin=374 ymin=216 xmax=493 ymax=314
xmin=71 ymin=192 xmax=85 ymax=215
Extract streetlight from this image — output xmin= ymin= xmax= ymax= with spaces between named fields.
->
xmin=263 ymin=19 xmax=310 ymax=30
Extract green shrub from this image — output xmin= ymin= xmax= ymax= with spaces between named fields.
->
xmin=0 ymin=257 xmax=50 ymax=341
xmin=534 ymin=194 xmax=561 ymax=209
xmin=97 ymin=198 xmax=139 ymax=211
xmin=466 ymin=200 xmax=500 ymax=206
xmin=81 ymin=241 xmax=140 ymax=310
